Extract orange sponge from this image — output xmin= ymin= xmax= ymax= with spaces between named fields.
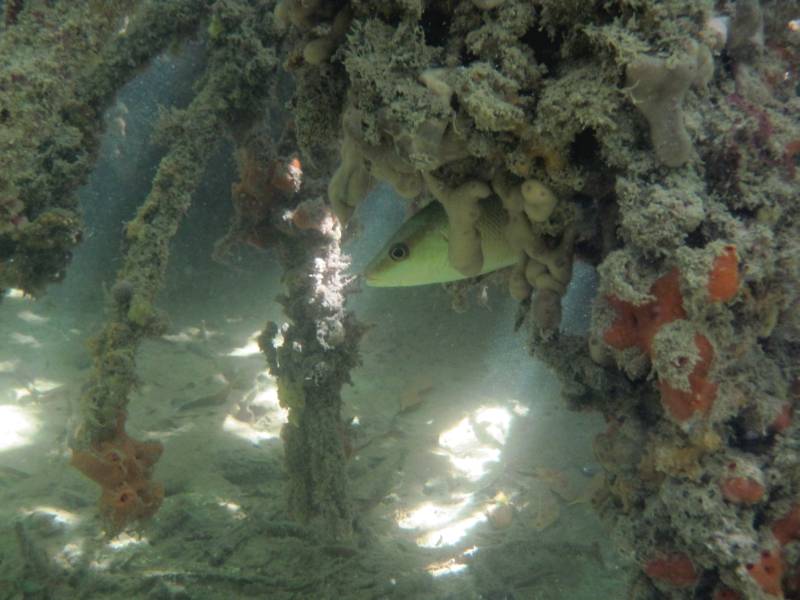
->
xmin=71 ymin=415 xmax=163 ymax=531
xmin=772 ymin=505 xmax=800 ymax=546
xmin=644 ymin=553 xmax=698 ymax=587
xmin=658 ymin=334 xmax=717 ymax=422
xmin=721 ymin=476 xmax=765 ymax=504
xmin=604 ymin=269 xmax=686 ymax=355
xmin=770 ymin=404 xmax=793 ymax=434
xmin=746 ymin=549 xmax=783 ymax=597
xmin=708 ymin=245 xmax=739 ymax=302
xmin=713 ymin=586 xmax=742 ymax=600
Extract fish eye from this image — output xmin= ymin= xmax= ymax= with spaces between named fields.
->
xmin=389 ymin=242 xmax=409 ymax=261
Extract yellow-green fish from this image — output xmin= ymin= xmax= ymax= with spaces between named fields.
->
xmin=364 ymin=198 xmax=517 ymax=287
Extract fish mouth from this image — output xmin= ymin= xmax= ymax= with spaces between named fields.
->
xmin=362 ymin=264 xmax=379 ymax=286
xmin=363 ymin=271 xmax=388 ymax=287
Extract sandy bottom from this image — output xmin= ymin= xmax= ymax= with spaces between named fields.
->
xmin=0 ymin=268 xmax=633 ymax=599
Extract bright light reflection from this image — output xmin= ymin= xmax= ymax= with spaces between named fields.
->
xmin=22 ymin=506 xmax=79 ymax=527
xmin=473 ymin=406 xmax=511 ymax=445
xmin=439 ymin=417 xmax=477 ymax=454
xmin=415 ymin=510 xmax=487 ymax=548
xmin=0 ymin=405 xmax=38 ymax=450
xmin=90 ymin=558 xmax=111 ymax=571
xmin=54 ymin=542 xmax=84 ymax=569
xmin=510 ymin=399 xmax=530 ymax=416
xmin=437 ymin=405 xmax=512 ymax=481
xmin=162 ymin=325 xmax=220 ymax=344
xmin=29 ymin=378 xmax=63 ymax=393
xmin=12 ymin=387 xmax=32 ymax=402
xmin=107 ymin=532 xmax=148 ymax=551
xmin=252 ymin=384 xmax=281 ymax=409
xmin=218 ymin=499 xmax=245 ymax=519
xmin=223 ymin=415 xmax=280 ymax=443
xmin=10 ymin=332 xmax=41 ymax=348
xmin=161 ymin=331 xmax=195 ymax=343
xmin=17 ymin=310 xmax=48 ymax=324
xmin=226 ymin=330 xmax=263 ymax=357
xmin=5 ymin=289 xmax=26 ymax=299
xmin=425 ymin=558 xmax=468 ymax=577
xmin=397 ymin=403 xmax=518 ymax=549
xmin=446 ymin=447 xmax=501 ymax=480
xmin=0 ymin=360 xmax=18 ymax=373
xmin=222 ymin=379 xmax=287 ymax=443
xmin=396 ymin=498 xmax=469 ymax=530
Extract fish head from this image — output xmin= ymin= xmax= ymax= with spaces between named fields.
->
xmin=363 ymin=202 xmax=455 ymax=287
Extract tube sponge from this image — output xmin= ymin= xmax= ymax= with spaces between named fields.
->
xmin=422 ymin=172 xmax=491 ymax=277
xmin=328 ymin=135 xmax=371 ymax=223
xmin=491 ymin=172 xmax=574 ymax=334
xmin=493 ymin=173 xmax=537 ymax=256
xmin=520 ymin=180 xmax=558 ymax=223
xmin=302 ymin=7 xmax=352 ymax=66
xmin=626 ymin=42 xmax=713 ymax=167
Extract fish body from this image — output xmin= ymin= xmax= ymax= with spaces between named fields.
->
xmin=364 ymin=197 xmax=516 ymax=287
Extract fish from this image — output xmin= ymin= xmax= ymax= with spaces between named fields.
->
xmin=364 ymin=197 xmax=517 ymax=287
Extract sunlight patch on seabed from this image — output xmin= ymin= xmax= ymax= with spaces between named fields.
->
xmin=0 ymin=404 xmax=39 ymax=451
xmin=225 ymin=329 xmax=264 ymax=357
xmin=11 ymin=387 xmax=32 ymax=402
xmin=425 ymin=557 xmax=469 ymax=577
xmin=437 ymin=404 xmax=512 ymax=482
xmin=50 ymin=522 xmax=150 ymax=572
xmin=397 ymin=498 xmax=471 ymax=530
xmin=425 ymin=546 xmax=480 ymax=577
xmin=217 ymin=499 xmax=246 ymax=519
xmin=415 ymin=511 xmax=488 ymax=548
xmin=222 ymin=372 xmax=287 ymax=443
xmin=107 ymin=532 xmax=148 ymax=551
xmin=28 ymin=378 xmax=63 ymax=393
xmin=22 ymin=506 xmax=80 ymax=527
xmin=162 ymin=323 xmax=221 ymax=345
xmin=5 ymin=288 xmax=27 ymax=300
xmin=394 ymin=401 xmax=522 ymax=554
xmin=0 ymin=359 xmax=19 ymax=373
xmin=10 ymin=331 xmax=42 ymax=348
xmin=17 ymin=309 xmax=49 ymax=324
xmin=2 ymin=378 xmax=63 ymax=403
xmin=54 ymin=542 xmax=85 ymax=570
xmin=161 ymin=330 xmax=198 ymax=344
xmin=222 ymin=414 xmax=280 ymax=443
xmin=78 ymin=533 xmax=150 ymax=570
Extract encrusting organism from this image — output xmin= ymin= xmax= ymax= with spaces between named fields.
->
xmin=601 ymin=246 xmax=741 ymax=423
xmin=644 ymin=553 xmax=698 ymax=588
xmin=71 ymin=413 xmax=163 ymax=532
xmin=708 ymin=245 xmax=740 ymax=302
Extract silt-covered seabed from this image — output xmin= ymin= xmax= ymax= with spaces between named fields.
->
xmin=0 ymin=191 xmax=625 ymax=599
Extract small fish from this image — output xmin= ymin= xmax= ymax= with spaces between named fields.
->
xmin=364 ymin=197 xmax=516 ymax=287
